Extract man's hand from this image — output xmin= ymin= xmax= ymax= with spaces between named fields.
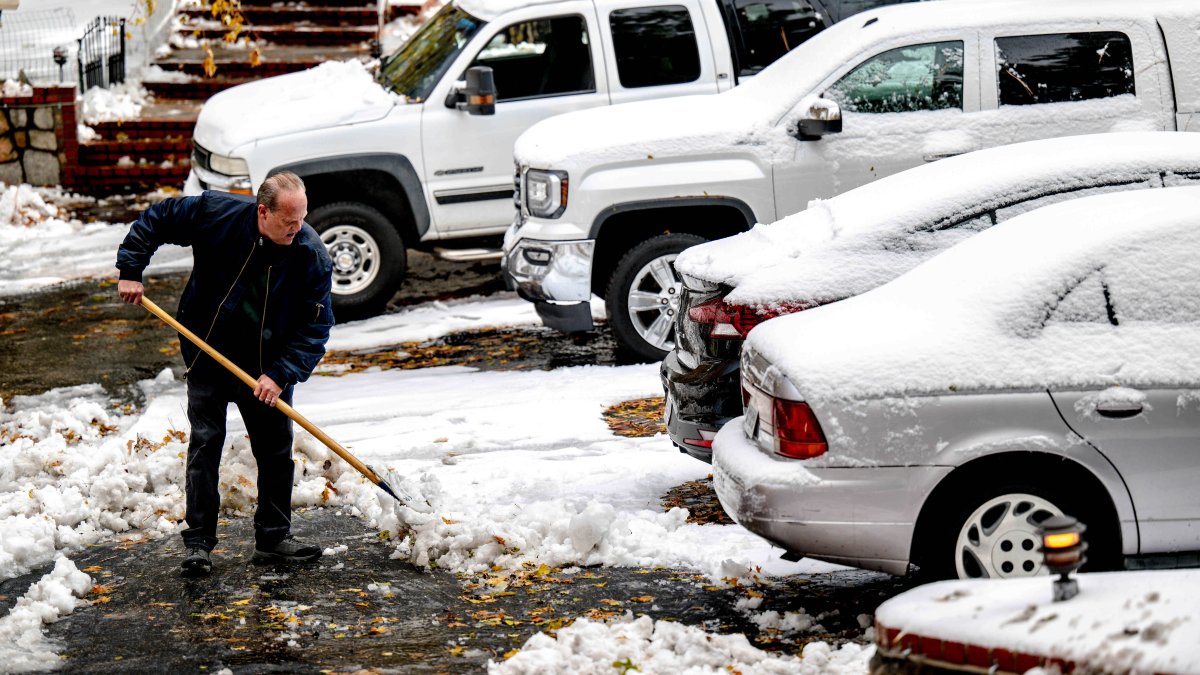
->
xmin=255 ymin=375 xmax=283 ymax=407
xmin=117 ymin=280 xmax=145 ymax=304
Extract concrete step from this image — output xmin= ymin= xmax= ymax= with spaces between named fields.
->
xmin=183 ymin=24 xmax=377 ymax=46
xmin=180 ymin=5 xmax=380 ymax=25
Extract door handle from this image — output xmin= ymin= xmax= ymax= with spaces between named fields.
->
xmin=1094 ymin=403 xmax=1144 ymax=419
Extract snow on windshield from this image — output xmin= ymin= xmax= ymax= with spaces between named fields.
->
xmin=746 ymin=186 xmax=1200 ymax=403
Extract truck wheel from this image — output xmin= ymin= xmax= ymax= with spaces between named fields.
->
xmin=605 ymin=233 xmax=706 ymax=362
xmin=309 ymin=202 xmax=406 ymax=321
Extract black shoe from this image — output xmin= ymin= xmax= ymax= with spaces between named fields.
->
xmin=253 ymin=535 xmax=322 ymax=564
xmin=181 ymin=547 xmax=212 ymax=578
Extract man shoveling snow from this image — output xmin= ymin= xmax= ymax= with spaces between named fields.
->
xmin=115 ymin=172 xmax=334 ymax=577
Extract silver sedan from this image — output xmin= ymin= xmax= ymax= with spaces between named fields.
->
xmin=712 ymin=186 xmax=1200 ymax=579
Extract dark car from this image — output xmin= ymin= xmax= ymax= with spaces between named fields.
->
xmin=661 ymin=131 xmax=1200 ymax=461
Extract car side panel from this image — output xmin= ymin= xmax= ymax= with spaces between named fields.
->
xmin=806 ymin=391 xmax=1140 ymax=554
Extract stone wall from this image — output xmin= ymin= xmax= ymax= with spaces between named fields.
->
xmin=0 ymin=86 xmax=78 ymax=187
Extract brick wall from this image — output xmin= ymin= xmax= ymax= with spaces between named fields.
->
xmin=0 ymin=86 xmax=78 ymax=188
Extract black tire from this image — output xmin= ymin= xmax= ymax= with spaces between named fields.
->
xmin=917 ymin=473 xmax=1119 ymax=581
xmin=309 ymin=202 xmax=406 ymax=322
xmin=605 ymin=233 xmax=707 ymax=362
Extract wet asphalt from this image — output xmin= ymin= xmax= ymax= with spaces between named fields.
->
xmin=0 ymin=216 xmax=916 ymax=672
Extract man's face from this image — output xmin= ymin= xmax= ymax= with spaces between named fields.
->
xmin=257 ymin=189 xmax=307 ymax=246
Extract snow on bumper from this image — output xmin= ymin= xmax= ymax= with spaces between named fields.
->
xmin=712 ymin=419 xmax=949 ymax=575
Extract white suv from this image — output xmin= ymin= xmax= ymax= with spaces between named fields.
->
xmin=506 ymin=0 xmax=1200 ymax=359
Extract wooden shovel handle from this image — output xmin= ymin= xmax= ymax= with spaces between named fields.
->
xmin=140 ymin=296 xmax=383 ymax=486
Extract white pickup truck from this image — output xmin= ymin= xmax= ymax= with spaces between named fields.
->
xmin=185 ymin=0 xmax=910 ymax=319
xmin=505 ymin=0 xmax=1200 ymax=359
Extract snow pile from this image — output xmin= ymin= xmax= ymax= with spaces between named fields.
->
xmin=0 ymin=556 xmax=92 ymax=673
xmin=193 ymin=60 xmax=399 ymax=151
xmin=0 ymin=182 xmax=191 ymax=296
xmin=0 ymin=371 xmax=361 ymax=581
xmin=490 ymin=614 xmax=872 ymax=674
xmin=2 ymin=79 xmax=33 ymax=97
xmin=138 ymin=64 xmax=197 ymax=83
xmin=80 ymin=81 xmax=151 ymax=124
xmin=876 ymin=569 xmax=1200 ymax=673
xmin=0 ymin=183 xmax=77 ymax=232
xmin=253 ymin=362 xmax=829 ymax=582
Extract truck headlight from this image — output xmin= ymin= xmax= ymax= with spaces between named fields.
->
xmin=209 ymin=152 xmax=249 ymax=176
xmin=525 ymin=169 xmax=568 ymax=218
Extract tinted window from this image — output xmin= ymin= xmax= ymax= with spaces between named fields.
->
xmin=995 ymin=32 xmax=1134 ymax=107
xmin=827 ymin=41 xmax=963 ymax=113
xmin=470 ymin=15 xmax=594 ymax=101
xmin=728 ymin=0 xmax=824 ymax=77
xmin=610 ymin=6 xmax=701 ymax=88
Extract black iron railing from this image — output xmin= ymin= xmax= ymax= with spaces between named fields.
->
xmin=77 ymin=16 xmax=126 ymax=93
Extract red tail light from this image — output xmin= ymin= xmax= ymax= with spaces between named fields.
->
xmin=772 ymin=399 xmax=827 ymax=459
xmin=687 ymin=297 xmax=811 ymax=339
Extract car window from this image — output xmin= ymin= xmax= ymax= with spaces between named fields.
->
xmin=470 ymin=15 xmax=594 ymax=101
xmin=1047 ymin=271 xmax=1112 ymax=325
xmin=1107 ymin=238 xmax=1200 ymax=324
xmin=1163 ymin=171 xmax=1200 ymax=187
xmin=995 ymin=32 xmax=1135 ymax=107
xmin=610 ymin=6 xmax=701 ymax=88
xmin=826 ymin=41 xmax=964 ymax=113
xmin=994 ymin=179 xmax=1157 ymax=222
xmin=726 ymin=0 xmax=824 ymax=77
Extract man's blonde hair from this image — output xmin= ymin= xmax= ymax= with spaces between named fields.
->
xmin=258 ymin=171 xmax=305 ymax=210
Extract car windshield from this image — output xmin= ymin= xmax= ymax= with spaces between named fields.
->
xmin=379 ymin=4 xmax=486 ymax=102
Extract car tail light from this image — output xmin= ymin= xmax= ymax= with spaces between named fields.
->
xmin=687 ymin=297 xmax=811 ymax=340
xmin=772 ymin=399 xmax=827 ymax=459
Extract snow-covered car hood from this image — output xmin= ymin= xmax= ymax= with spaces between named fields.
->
xmin=514 ymin=89 xmax=793 ymax=174
xmin=745 ymin=186 xmax=1200 ymax=403
xmin=675 ymin=132 xmax=1200 ymax=307
xmin=192 ymin=60 xmax=402 ymax=153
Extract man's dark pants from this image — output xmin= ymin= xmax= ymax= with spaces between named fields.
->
xmin=182 ymin=372 xmax=295 ymax=552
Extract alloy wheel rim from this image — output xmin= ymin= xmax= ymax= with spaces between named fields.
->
xmin=954 ymin=492 xmax=1063 ymax=579
xmin=321 ymin=224 xmax=380 ymax=296
xmin=626 ymin=253 xmax=683 ymax=352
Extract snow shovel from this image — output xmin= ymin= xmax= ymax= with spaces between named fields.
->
xmin=139 ymin=295 xmax=403 ymax=503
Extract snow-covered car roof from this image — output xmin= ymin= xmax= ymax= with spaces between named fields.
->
xmin=517 ymin=0 xmax=1200 ymax=170
xmin=675 ymin=132 xmax=1200 ymax=306
xmin=744 ymin=185 xmax=1200 ymax=402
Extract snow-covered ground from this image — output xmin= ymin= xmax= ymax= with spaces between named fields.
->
xmin=0 ymin=184 xmax=849 ymax=671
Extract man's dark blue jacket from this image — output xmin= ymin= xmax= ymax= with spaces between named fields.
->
xmin=117 ymin=191 xmax=334 ymax=387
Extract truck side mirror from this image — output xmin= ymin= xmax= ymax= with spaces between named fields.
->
xmin=793 ymin=98 xmax=842 ymax=141
xmin=454 ymin=66 xmax=497 ymax=116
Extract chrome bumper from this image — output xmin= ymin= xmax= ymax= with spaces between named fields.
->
xmin=712 ymin=420 xmax=950 ymax=576
xmin=504 ymin=236 xmax=595 ymax=303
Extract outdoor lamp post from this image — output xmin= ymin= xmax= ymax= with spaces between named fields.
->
xmin=1040 ymin=515 xmax=1087 ymax=602
xmin=52 ymin=46 xmax=68 ymax=83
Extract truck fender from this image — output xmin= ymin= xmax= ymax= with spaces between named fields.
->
xmin=588 ymin=196 xmax=757 ymax=239
xmin=270 ymin=153 xmax=431 ymax=238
